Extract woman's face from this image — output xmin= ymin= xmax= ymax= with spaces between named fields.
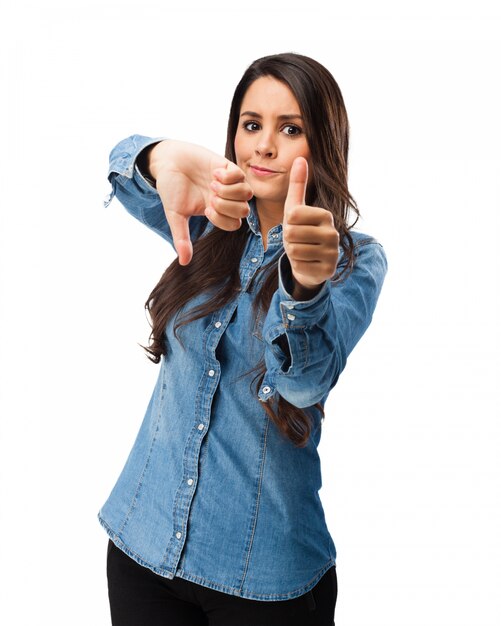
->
xmin=234 ymin=76 xmax=311 ymax=210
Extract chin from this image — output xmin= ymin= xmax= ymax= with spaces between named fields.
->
xmin=255 ymin=195 xmax=286 ymax=210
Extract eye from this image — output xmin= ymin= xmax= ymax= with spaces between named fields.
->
xmin=281 ymin=124 xmax=302 ymax=136
xmin=243 ymin=121 xmax=261 ymax=132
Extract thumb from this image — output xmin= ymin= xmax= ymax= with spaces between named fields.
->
xmin=284 ymin=156 xmax=308 ymax=217
xmin=167 ymin=211 xmax=193 ymax=265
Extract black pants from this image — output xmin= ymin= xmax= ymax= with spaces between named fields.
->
xmin=107 ymin=540 xmax=337 ymax=626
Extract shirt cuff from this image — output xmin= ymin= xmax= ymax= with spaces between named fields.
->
xmin=107 ymin=135 xmax=167 ymax=180
xmin=278 ymin=252 xmax=330 ymax=309
xmin=104 ymin=135 xmax=166 ymax=207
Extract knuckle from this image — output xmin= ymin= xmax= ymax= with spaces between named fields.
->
xmin=239 ymin=183 xmax=252 ymax=200
xmin=228 ymin=165 xmax=244 ymax=183
xmin=217 ymin=169 xmax=231 ymax=184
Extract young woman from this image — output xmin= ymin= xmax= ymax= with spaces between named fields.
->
xmin=99 ymin=52 xmax=387 ymax=626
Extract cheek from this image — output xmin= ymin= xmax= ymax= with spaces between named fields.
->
xmin=300 ymin=141 xmax=311 ymax=162
xmin=234 ymin=131 xmax=246 ymax=163
xmin=286 ymin=141 xmax=310 ymax=166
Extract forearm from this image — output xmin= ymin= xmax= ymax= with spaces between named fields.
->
xmin=260 ymin=242 xmax=388 ymax=408
xmin=141 ymin=139 xmax=228 ymax=192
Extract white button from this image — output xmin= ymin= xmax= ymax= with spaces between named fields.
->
xmin=287 ymin=313 xmax=296 ymax=321
xmin=198 ymin=423 xmax=204 ymax=431
xmin=285 ymin=304 xmax=295 ymax=310
xmin=208 ymin=369 xmax=215 ymax=377
xmin=215 ymin=321 xmax=222 ymax=328
xmin=187 ymin=478 xmax=194 ymax=486
xmin=262 ymin=386 xmax=271 ymax=394
xmin=251 ymin=257 xmax=258 ymax=263
xmin=175 ymin=531 xmax=182 ymax=539
xmin=272 ymin=233 xmax=279 ymax=238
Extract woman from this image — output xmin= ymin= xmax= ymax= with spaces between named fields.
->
xmin=99 ymin=52 xmax=387 ymax=626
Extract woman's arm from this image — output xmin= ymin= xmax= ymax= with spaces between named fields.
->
xmin=105 ymin=135 xmax=253 ymax=263
xmin=105 ymin=135 xmax=205 ymax=244
xmin=260 ymin=237 xmax=388 ymax=408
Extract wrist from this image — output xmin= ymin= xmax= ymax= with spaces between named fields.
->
xmin=148 ymin=140 xmax=174 ymax=182
xmin=136 ymin=141 xmax=164 ymax=185
xmin=291 ymin=278 xmax=325 ymax=301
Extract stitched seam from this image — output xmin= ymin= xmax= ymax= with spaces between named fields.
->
xmin=238 ymin=418 xmax=270 ymax=593
xmin=117 ymin=421 xmax=160 ymax=537
xmin=303 ymin=328 xmax=310 ymax=370
xmin=116 ymin=366 xmax=167 ymax=536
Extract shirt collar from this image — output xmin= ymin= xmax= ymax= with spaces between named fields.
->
xmin=246 ymin=197 xmax=283 ymax=241
xmin=246 ymin=197 xmax=261 ymax=235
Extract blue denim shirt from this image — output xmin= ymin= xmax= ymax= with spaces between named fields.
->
xmin=98 ymin=135 xmax=388 ymax=601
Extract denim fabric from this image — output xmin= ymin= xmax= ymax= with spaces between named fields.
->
xmin=98 ymin=135 xmax=387 ymax=601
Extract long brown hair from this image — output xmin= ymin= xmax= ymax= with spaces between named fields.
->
xmin=144 ymin=53 xmax=360 ymax=447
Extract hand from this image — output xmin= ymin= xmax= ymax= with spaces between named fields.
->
xmin=283 ymin=157 xmax=339 ymax=297
xmin=205 ymin=162 xmax=253 ymax=234
xmin=148 ymin=140 xmax=253 ymax=265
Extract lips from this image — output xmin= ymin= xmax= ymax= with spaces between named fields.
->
xmin=250 ymin=164 xmax=281 ymax=174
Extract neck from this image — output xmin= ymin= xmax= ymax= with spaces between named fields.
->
xmin=255 ymin=198 xmax=283 ymax=244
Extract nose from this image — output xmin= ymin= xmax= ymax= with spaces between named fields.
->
xmin=255 ymin=131 xmax=277 ymax=159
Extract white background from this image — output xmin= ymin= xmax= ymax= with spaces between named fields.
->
xmin=0 ymin=1 xmax=500 ymax=624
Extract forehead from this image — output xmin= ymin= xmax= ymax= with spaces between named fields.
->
xmin=240 ymin=76 xmax=300 ymax=114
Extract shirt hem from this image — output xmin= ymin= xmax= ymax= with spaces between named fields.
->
xmin=98 ymin=513 xmax=336 ymax=601
xmin=174 ymin=561 xmax=337 ymax=601
xmin=98 ymin=514 xmax=177 ymax=578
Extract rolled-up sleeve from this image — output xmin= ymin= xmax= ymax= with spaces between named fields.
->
xmin=259 ymin=239 xmax=388 ymax=408
xmin=104 ymin=134 xmax=209 ymax=245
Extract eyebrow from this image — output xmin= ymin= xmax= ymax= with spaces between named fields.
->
xmin=240 ymin=110 xmax=303 ymax=121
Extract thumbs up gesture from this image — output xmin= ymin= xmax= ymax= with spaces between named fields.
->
xmin=283 ymin=157 xmax=340 ymax=299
